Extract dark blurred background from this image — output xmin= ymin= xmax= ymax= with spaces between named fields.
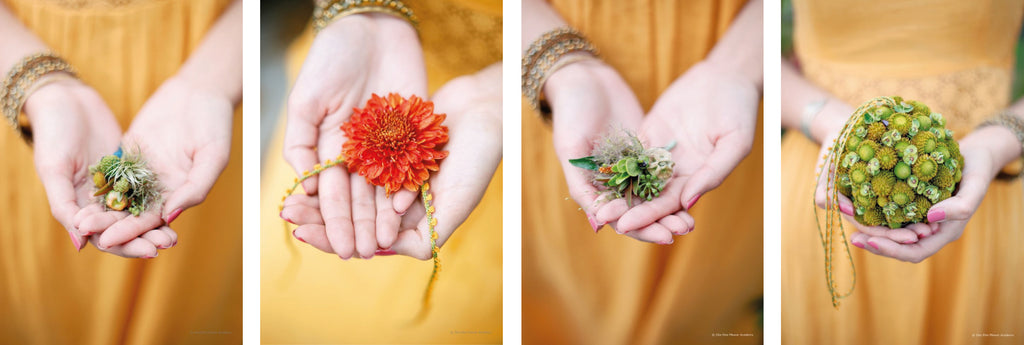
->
xmin=261 ymin=1 xmax=312 ymax=163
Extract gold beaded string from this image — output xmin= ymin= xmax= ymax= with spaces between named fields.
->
xmin=279 ymin=154 xmax=442 ymax=320
xmin=813 ymin=96 xmax=897 ymax=308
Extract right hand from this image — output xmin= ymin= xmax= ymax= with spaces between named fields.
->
xmin=544 ymin=59 xmax=653 ymax=241
xmin=27 ymin=79 xmax=170 ymax=258
xmin=284 ymin=14 xmax=427 ymax=259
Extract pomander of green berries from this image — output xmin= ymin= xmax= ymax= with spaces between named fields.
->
xmin=88 ymin=152 xmax=161 ymax=217
xmin=833 ymin=97 xmax=964 ymax=228
xmin=570 ymin=128 xmax=675 ymax=206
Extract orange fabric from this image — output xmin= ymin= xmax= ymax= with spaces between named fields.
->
xmin=259 ymin=1 xmax=503 ymax=343
xmin=0 ymin=0 xmax=242 ymax=344
xmin=522 ymin=1 xmax=763 ymax=344
xmin=783 ymin=1 xmax=1024 ymax=344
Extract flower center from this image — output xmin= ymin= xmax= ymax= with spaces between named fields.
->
xmin=369 ymin=108 xmax=414 ymax=151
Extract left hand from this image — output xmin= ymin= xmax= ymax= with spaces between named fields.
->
xmin=597 ymin=61 xmax=759 ymax=234
xmin=283 ymin=64 xmax=503 ymax=259
xmin=76 ymin=76 xmax=233 ymax=251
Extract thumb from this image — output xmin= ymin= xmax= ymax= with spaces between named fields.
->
xmin=162 ymin=146 xmax=229 ymax=224
xmin=927 ymin=163 xmax=988 ymax=223
xmin=680 ymin=132 xmax=752 ymax=210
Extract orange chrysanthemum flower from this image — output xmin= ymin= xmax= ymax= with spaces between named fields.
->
xmin=341 ymin=93 xmax=449 ymax=196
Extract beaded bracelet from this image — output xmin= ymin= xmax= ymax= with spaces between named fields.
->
xmin=313 ymin=0 xmax=419 ymax=34
xmin=521 ymin=27 xmax=598 ymax=119
xmin=977 ymin=112 xmax=1024 ymax=178
xmin=0 ymin=52 xmax=77 ymax=142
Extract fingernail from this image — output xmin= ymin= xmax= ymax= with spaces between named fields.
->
xmin=927 ymin=209 xmax=946 ymax=223
xmin=839 ymin=203 xmax=854 ymax=216
xmin=68 ymin=232 xmax=81 ymax=251
xmin=659 ymin=238 xmax=674 ymax=245
xmin=397 ymin=210 xmax=407 ymax=216
xmin=292 ymin=230 xmax=306 ymax=243
xmin=588 ymin=216 xmax=600 ymax=233
xmin=852 ymin=241 xmax=865 ymax=249
xmin=165 ymin=208 xmax=183 ymax=224
xmin=375 ymin=249 xmax=397 ymax=256
xmin=285 ymin=217 xmax=295 ymax=225
xmin=868 ymin=241 xmax=879 ymax=250
xmin=685 ymin=194 xmax=702 ymax=210
xmin=142 ymin=253 xmax=157 ymax=259
xmin=901 ymin=240 xmax=915 ymax=244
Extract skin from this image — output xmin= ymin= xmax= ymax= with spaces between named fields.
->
xmin=282 ymin=63 xmax=503 ymax=260
xmin=283 ymin=13 xmax=427 ymax=260
xmin=785 ymin=58 xmax=1024 ymax=263
xmin=1 ymin=0 xmax=241 ymax=257
xmin=525 ymin=0 xmax=763 ymax=243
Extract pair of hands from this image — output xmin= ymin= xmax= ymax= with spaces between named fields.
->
xmin=549 ymin=59 xmax=760 ymax=244
xmin=29 ymin=75 xmax=232 ymax=258
xmin=810 ymin=100 xmax=1010 ymax=263
xmin=280 ymin=14 xmax=502 ymax=260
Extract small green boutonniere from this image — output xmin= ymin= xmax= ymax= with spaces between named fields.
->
xmin=89 ymin=147 xmax=161 ymax=216
xmin=570 ymin=128 xmax=675 ymax=207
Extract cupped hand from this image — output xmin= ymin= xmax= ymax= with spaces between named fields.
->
xmin=840 ymin=128 xmax=1005 ymax=263
xmin=604 ymin=61 xmax=760 ymax=243
xmin=75 ymin=75 xmax=232 ymax=257
xmin=284 ymin=63 xmax=503 ymax=260
xmin=544 ymin=59 xmax=651 ymax=240
xmin=27 ymin=78 xmax=168 ymax=257
xmin=284 ymin=14 xmax=427 ymax=259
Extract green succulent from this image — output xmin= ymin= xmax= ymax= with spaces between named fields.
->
xmin=88 ymin=148 xmax=162 ymax=216
xmin=570 ymin=129 xmax=675 ymax=206
xmin=834 ymin=97 xmax=963 ymax=228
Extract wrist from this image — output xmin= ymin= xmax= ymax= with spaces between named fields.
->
xmin=23 ymin=75 xmax=89 ymax=124
xmin=969 ymin=125 xmax=1022 ymax=172
xmin=542 ymin=58 xmax=606 ymax=109
xmin=809 ymin=100 xmax=853 ymax=144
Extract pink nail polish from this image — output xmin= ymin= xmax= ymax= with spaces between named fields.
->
xmin=285 ymin=217 xmax=295 ymax=225
xmin=868 ymin=241 xmax=879 ymax=250
xmin=292 ymin=230 xmax=306 ymax=243
xmin=659 ymin=238 xmax=674 ymax=245
xmin=685 ymin=194 xmax=702 ymax=210
xmin=927 ymin=209 xmax=946 ymax=223
xmin=68 ymin=232 xmax=81 ymax=251
xmin=588 ymin=216 xmax=600 ymax=233
xmin=165 ymin=208 xmax=183 ymax=224
xmin=375 ymin=249 xmax=397 ymax=256
xmin=902 ymin=240 xmax=915 ymax=244
xmin=852 ymin=241 xmax=865 ymax=249
xmin=840 ymin=203 xmax=854 ymax=216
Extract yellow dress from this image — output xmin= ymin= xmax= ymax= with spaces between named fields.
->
xmin=782 ymin=1 xmax=1024 ymax=344
xmin=522 ymin=1 xmax=763 ymax=344
xmin=0 ymin=0 xmax=242 ymax=344
xmin=259 ymin=1 xmax=502 ymax=344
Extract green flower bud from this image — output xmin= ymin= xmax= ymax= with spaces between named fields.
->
xmin=913 ymin=155 xmax=938 ymax=182
xmin=113 ymin=179 xmax=130 ymax=193
xmin=891 ymin=182 xmax=913 ymax=206
xmin=894 ymin=161 xmax=912 ymax=179
xmin=890 ymin=114 xmax=911 ymax=134
xmin=871 ymin=171 xmax=896 ymax=197
xmin=867 ymin=122 xmax=886 ymax=141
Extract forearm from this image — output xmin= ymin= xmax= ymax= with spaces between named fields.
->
xmin=781 ymin=59 xmax=850 ymax=144
xmin=522 ymin=0 xmax=569 ymax=52
xmin=176 ymin=0 xmax=242 ymax=105
xmin=705 ymin=0 xmax=763 ymax=91
xmin=0 ymin=3 xmax=50 ymax=76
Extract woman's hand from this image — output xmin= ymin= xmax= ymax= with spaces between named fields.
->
xmin=545 ymin=59 xmax=649 ymax=239
xmin=843 ymin=127 xmax=1013 ymax=263
xmin=284 ymin=14 xmax=427 ymax=259
xmin=284 ymin=64 xmax=503 ymax=260
xmin=74 ymin=76 xmax=232 ymax=256
xmin=601 ymin=61 xmax=760 ymax=243
xmin=27 ymin=78 xmax=169 ymax=257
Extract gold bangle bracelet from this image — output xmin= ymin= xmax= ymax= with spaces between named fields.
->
xmin=521 ymin=27 xmax=598 ymax=119
xmin=313 ymin=0 xmax=419 ymax=34
xmin=1 ymin=52 xmax=77 ymax=142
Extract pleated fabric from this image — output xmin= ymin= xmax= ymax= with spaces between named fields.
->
xmin=259 ymin=1 xmax=503 ymax=343
xmin=0 ymin=0 xmax=242 ymax=344
xmin=522 ymin=1 xmax=764 ymax=344
xmin=783 ymin=1 xmax=1024 ymax=344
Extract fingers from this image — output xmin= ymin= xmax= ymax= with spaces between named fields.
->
xmin=392 ymin=189 xmax=418 ymax=215
xmin=375 ymin=187 xmax=400 ymax=249
xmin=593 ymin=198 xmax=629 ymax=228
xmin=78 ymin=210 xmax=128 ymax=236
xmin=679 ymin=132 xmax=753 ymax=210
xmin=73 ymin=204 xmax=104 ymax=230
xmin=623 ymin=222 xmax=675 ymax=245
xmin=162 ymin=147 xmax=230 ymax=223
xmin=280 ymin=200 xmax=325 ymax=225
xmin=661 ymin=211 xmax=695 ymax=236
xmin=317 ymin=166 xmax=355 ymax=259
xmin=927 ymin=162 xmax=987 ymax=223
xmin=557 ymin=154 xmax=602 ymax=215
xmin=283 ymin=104 xmax=322 ymax=196
xmin=850 ymin=225 xmax=958 ymax=263
xmin=616 ymin=178 xmax=685 ymax=233
xmin=140 ymin=227 xmax=175 ymax=249
xmin=389 ymin=219 xmax=433 ymax=261
xmin=88 ymin=236 xmax=158 ymax=258
xmin=292 ymin=224 xmax=335 ymax=254
xmin=95 ymin=212 xmax=163 ymax=250
xmin=839 ymin=212 xmax=919 ymax=244
xmin=350 ymin=174 xmax=378 ymax=259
